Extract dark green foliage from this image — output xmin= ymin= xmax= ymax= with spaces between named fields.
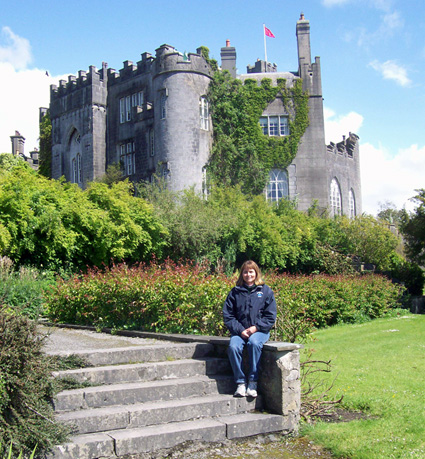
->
xmin=400 ymin=189 xmax=425 ymax=267
xmin=388 ymin=254 xmax=424 ymax=296
xmin=207 ymin=71 xmax=309 ymax=194
xmin=0 ymin=307 xmax=68 ymax=457
xmin=45 ymin=260 xmax=404 ymax=343
xmin=38 ymin=111 xmax=52 ymax=178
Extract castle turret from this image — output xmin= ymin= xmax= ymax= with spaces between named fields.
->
xmin=296 ymin=12 xmax=311 ymax=78
xmin=152 ymin=45 xmax=213 ymax=193
xmin=292 ymin=13 xmax=329 ymax=212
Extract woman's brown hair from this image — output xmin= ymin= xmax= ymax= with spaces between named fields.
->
xmin=236 ymin=260 xmax=264 ymax=287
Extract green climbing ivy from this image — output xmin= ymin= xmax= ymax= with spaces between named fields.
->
xmin=206 ymin=68 xmax=309 ymax=194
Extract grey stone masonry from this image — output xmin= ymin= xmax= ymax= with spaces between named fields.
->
xmin=44 ymin=326 xmax=302 ymax=458
xmin=48 ymin=15 xmax=362 ymax=215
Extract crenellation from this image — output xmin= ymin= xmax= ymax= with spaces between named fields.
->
xmin=48 ymin=14 xmax=361 ymax=216
xmin=78 ymin=70 xmax=87 ymax=83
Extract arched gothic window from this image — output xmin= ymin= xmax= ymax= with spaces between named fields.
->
xmin=69 ymin=130 xmax=82 ymax=185
xmin=349 ymin=189 xmax=356 ymax=218
xmin=330 ymin=178 xmax=342 ymax=216
xmin=266 ymin=169 xmax=289 ymax=203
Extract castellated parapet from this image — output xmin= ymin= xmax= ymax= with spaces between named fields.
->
xmin=50 ymin=64 xmax=108 ymax=186
xmin=48 ymin=15 xmax=361 ymax=216
xmin=51 ymin=45 xmax=213 ymax=193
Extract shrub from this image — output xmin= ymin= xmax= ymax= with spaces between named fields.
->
xmin=0 ymin=306 xmax=68 ymax=457
xmin=45 ymin=260 xmax=232 ymax=336
xmin=0 ymin=162 xmax=167 ymax=271
xmin=45 ymin=261 xmax=405 ymax=343
xmin=0 ymin=258 xmax=56 ymax=319
xmin=388 ymin=254 xmax=424 ymax=296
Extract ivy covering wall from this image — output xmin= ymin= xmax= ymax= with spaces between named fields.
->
xmin=206 ymin=64 xmax=310 ymax=194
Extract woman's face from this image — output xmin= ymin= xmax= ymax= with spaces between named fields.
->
xmin=242 ymin=268 xmax=256 ymax=286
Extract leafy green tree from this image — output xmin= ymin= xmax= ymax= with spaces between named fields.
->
xmin=0 ymin=161 xmax=167 ymax=270
xmin=312 ymin=215 xmax=399 ymax=271
xmin=400 ymin=189 xmax=425 ymax=266
xmin=94 ymin=163 xmax=125 ymax=186
xmin=38 ymin=111 xmax=52 ymax=178
xmin=377 ymin=200 xmax=404 ymax=227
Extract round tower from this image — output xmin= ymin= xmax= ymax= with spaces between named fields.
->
xmin=152 ymin=45 xmax=213 ymax=193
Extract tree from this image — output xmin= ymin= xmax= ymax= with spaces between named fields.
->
xmin=400 ymin=189 xmax=425 ymax=266
xmin=377 ymin=200 xmax=403 ymax=227
xmin=38 ymin=111 xmax=52 ymax=178
xmin=94 ymin=163 xmax=125 ymax=186
xmin=0 ymin=161 xmax=167 ymax=270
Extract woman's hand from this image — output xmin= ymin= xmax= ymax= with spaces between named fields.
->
xmin=241 ymin=326 xmax=258 ymax=339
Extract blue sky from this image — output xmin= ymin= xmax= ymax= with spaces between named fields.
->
xmin=1 ymin=0 xmax=424 ymax=214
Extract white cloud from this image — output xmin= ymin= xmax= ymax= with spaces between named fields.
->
xmin=360 ymin=142 xmax=425 ymax=214
xmin=0 ymin=62 xmax=61 ymax=154
xmin=0 ymin=27 xmax=68 ymax=154
xmin=369 ymin=60 xmax=411 ymax=87
xmin=0 ymin=26 xmax=32 ymax=70
xmin=324 ymin=107 xmax=424 ymax=215
xmin=323 ymin=108 xmax=364 ymax=144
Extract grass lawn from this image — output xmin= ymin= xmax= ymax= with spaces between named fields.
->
xmin=300 ymin=311 xmax=425 ymax=459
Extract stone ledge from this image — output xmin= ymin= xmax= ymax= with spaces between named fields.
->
xmin=43 ymin=323 xmax=303 ymax=352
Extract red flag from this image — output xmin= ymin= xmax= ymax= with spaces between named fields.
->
xmin=264 ymin=26 xmax=275 ymax=38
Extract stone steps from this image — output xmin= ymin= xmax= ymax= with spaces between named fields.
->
xmin=56 ymin=393 xmax=261 ymax=434
xmin=50 ymin=414 xmax=285 ymax=459
xmin=47 ymin=339 xmax=286 ymax=458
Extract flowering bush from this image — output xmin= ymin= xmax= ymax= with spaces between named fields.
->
xmin=45 ymin=261 xmax=405 ymax=343
xmin=46 ymin=260 xmax=232 ymax=335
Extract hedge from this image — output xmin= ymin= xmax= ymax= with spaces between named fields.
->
xmin=45 ymin=260 xmax=405 ymax=343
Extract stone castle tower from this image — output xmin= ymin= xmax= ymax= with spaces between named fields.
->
xmin=49 ymin=14 xmax=361 ymax=217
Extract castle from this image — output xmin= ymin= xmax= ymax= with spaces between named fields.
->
xmin=48 ymin=14 xmax=361 ymax=217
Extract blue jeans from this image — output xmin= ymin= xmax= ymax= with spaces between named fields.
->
xmin=227 ymin=332 xmax=270 ymax=384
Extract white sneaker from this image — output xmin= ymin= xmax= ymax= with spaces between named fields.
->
xmin=246 ymin=381 xmax=258 ymax=398
xmin=234 ymin=383 xmax=247 ymax=397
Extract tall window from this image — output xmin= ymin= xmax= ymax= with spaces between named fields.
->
xmin=349 ymin=189 xmax=356 ymax=219
xmin=266 ymin=169 xmax=289 ymax=203
xmin=200 ymin=96 xmax=209 ymax=130
xmin=76 ymin=153 xmax=82 ymax=183
xmin=126 ymin=95 xmax=131 ymax=121
xmin=137 ymin=91 xmax=144 ymax=107
xmin=259 ymin=115 xmax=289 ymax=136
xmin=119 ymin=141 xmax=136 ymax=176
xmin=330 ymin=178 xmax=342 ymax=216
xmin=120 ymin=98 xmax=125 ymax=123
xmin=160 ymin=92 xmax=167 ymax=119
xmin=70 ymin=130 xmax=82 ymax=184
xmin=72 ymin=158 xmax=77 ymax=183
xmin=131 ymin=93 xmax=138 ymax=107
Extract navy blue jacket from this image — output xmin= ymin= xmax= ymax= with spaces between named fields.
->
xmin=223 ymin=284 xmax=277 ymax=336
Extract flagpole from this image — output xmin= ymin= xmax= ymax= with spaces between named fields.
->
xmin=263 ymin=24 xmax=268 ymax=65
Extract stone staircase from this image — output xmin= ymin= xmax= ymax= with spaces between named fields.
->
xmin=47 ymin=340 xmax=286 ymax=458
